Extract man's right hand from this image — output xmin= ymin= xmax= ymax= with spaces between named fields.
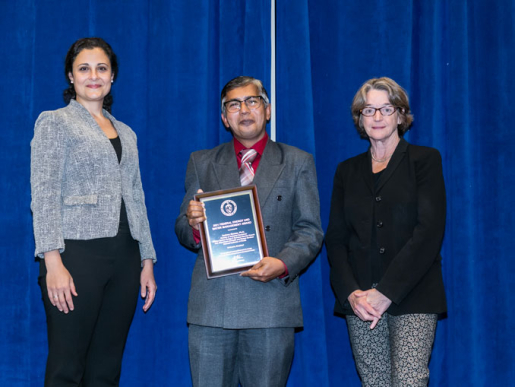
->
xmin=186 ymin=189 xmax=206 ymax=230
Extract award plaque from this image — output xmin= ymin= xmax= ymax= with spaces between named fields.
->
xmin=195 ymin=185 xmax=269 ymax=279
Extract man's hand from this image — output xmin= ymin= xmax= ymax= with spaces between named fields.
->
xmin=186 ymin=189 xmax=206 ymax=230
xmin=240 ymin=257 xmax=285 ymax=283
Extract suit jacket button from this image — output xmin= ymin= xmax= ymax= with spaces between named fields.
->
xmin=377 ymin=221 xmax=383 ymax=228
xmin=375 ymin=196 xmax=382 ymax=202
xmin=379 ymin=247 xmax=386 ymax=254
xmin=277 ymin=195 xmax=282 ymax=201
xmin=265 ymin=226 xmax=271 ymax=231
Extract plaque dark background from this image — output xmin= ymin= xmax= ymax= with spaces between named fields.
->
xmin=203 ymin=193 xmax=262 ymax=272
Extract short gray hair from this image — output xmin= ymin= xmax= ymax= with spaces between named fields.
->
xmin=221 ymin=76 xmax=270 ymax=114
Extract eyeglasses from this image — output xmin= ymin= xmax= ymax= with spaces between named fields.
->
xmin=360 ymin=106 xmax=398 ymax=117
xmin=224 ymin=96 xmax=264 ymax=113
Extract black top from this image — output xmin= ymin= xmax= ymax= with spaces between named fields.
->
xmin=109 ymin=137 xmax=129 ymax=228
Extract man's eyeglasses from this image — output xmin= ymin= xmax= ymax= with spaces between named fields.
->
xmin=360 ymin=106 xmax=398 ymax=117
xmin=224 ymin=96 xmax=264 ymax=113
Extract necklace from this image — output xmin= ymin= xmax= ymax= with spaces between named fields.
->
xmin=371 ymin=152 xmax=392 ymax=163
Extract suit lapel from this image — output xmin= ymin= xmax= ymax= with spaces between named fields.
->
xmin=212 ymin=141 xmax=241 ymax=190
xmin=253 ymin=140 xmax=285 ymax=207
xmin=375 ymin=138 xmax=409 ymax=192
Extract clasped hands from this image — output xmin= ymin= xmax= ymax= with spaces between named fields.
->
xmin=187 ymin=189 xmax=285 ymax=283
xmin=348 ymin=288 xmax=392 ymax=329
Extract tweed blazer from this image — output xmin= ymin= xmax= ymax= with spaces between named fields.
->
xmin=175 ymin=139 xmax=323 ymax=329
xmin=31 ymin=99 xmax=156 ymax=261
xmin=326 ymin=139 xmax=447 ymax=316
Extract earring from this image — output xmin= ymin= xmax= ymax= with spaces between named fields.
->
xmin=111 ymin=80 xmax=113 ymax=83
xmin=70 ymin=80 xmax=74 ymax=84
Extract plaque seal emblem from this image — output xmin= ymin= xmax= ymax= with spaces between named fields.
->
xmin=220 ymin=200 xmax=237 ymax=216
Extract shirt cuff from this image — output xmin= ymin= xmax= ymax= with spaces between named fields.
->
xmin=278 ymin=261 xmax=289 ymax=279
xmin=192 ymin=228 xmax=201 ymax=244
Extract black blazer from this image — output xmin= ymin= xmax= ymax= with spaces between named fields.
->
xmin=326 ymin=139 xmax=447 ymax=316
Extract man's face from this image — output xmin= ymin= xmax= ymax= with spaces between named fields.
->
xmin=221 ymin=84 xmax=271 ymax=147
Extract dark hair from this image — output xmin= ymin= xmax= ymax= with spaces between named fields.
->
xmin=63 ymin=37 xmax=118 ymax=113
xmin=220 ymin=76 xmax=270 ymax=115
xmin=351 ymin=77 xmax=414 ymax=139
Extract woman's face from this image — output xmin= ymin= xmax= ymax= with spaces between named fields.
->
xmin=68 ymin=47 xmax=113 ymax=106
xmin=361 ymin=89 xmax=401 ymax=143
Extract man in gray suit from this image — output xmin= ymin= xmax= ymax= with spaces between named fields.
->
xmin=175 ymin=76 xmax=323 ymax=387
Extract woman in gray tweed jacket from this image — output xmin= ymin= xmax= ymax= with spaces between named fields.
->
xmin=30 ymin=38 xmax=157 ymax=386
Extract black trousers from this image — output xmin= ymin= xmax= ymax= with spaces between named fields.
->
xmin=39 ymin=226 xmax=141 ymax=387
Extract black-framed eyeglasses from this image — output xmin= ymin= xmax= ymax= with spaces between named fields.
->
xmin=224 ymin=96 xmax=264 ymax=113
xmin=360 ymin=106 xmax=398 ymax=117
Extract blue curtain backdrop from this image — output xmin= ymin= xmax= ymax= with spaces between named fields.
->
xmin=1 ymin=0 xmax=513 ymax=385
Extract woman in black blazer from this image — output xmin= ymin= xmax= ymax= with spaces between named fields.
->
xmin=326 ymin=77 xmax=446 ymax=386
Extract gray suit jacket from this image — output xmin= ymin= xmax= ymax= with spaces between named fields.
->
xmin=31 ymin=99 xmax=156 ymax=261
xmin=175 ymin=139 xmax=323 ymax=329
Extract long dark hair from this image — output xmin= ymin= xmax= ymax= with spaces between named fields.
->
xmin=63 ymin=37 xmax=118 ymax=113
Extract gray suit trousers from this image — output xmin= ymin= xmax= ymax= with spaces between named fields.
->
xmin=189 ymin=325 xmax=294 ymax=387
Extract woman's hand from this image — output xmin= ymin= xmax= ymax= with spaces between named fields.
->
xmin=366 ymin=289 xmax=392 ymax=329
xmin=44 ymin=250 xmax=78 ymax=313
xmin=366 ymin=289 xmax=392 ymax=314
xmin=140 ymin=259 xmax=157 ymax=312
xmin=348 ymin=289 xmax=382 ymax=323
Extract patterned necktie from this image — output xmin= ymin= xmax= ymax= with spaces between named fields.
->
xmin=239 ymin=149 xmax=258 ymax=186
